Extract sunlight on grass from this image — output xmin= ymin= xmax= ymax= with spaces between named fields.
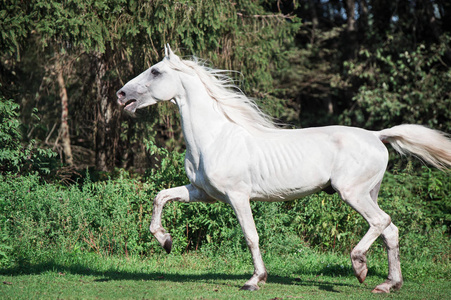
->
xmin=1 ymin=250 xmax=449 ymax=299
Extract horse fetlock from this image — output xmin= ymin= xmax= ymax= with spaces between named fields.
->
xmin=240 ymin=271 xmax=267 ymax=291
xmin=392 ymin=279 xmax=403 ymax=290
xmin=257 ymin=270 xmax=268 ymax=284
xmin=387 ymin=276 xmax=403 ymax=291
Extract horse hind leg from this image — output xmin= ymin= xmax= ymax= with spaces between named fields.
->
xmin=372 ymin=223 xmax=403 ymax=293
xmin=337 ymin=187 xmax=392 ymax=286
xmin=369 ymin=182 xmax=403 ymax=293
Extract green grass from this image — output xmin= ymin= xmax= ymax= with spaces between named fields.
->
xmin=1 ymin=250 xmax=449 ymax=299
xmin=1 ymin=168 xmax=449 ymax=299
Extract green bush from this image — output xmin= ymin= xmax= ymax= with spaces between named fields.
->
xmin=1 ymin=143 xmax=449 ymax=268
xmin=0 ymin=173 xmax=154 ymax=265
xmin=0 ymin=97 xmax=26 ymax=172
xmin=0 ymin=95 xmax=56 ymax=175
xmin=0 ymin=95 xmax=57 ymax=266
xmin=340 ymin=34 xmax=451 ymax=132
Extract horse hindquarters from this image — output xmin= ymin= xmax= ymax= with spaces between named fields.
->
xmin=329 ymin=129 xmax=403 ymax=292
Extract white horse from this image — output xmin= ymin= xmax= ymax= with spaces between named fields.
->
xmin=117 ymin=45 xmax=451 ymax=293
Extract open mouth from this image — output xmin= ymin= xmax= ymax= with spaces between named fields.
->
xmin=124 ymin=99 xmax=137 ymax=112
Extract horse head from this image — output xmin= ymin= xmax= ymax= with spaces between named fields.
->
xmin=116 ymin=44 xmax=182 ymax=112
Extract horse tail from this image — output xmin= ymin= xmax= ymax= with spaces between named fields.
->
xmin=376 ymin=124 xmax=451 ymax=171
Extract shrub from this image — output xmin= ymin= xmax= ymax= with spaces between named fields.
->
xmin=0 ymin=95 xmax=56 ymax=175
xmin=0 ymin=143 xmax=449 ymax=268
xmin=340 ymin=34 xmax=451 ymax=132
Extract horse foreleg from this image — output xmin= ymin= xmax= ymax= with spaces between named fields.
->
xmin=372 ymin=223 xmax=403 ymax=293
xmin=229 ymin=195 xmax=267 ymax=291
xmin=150 ymin=184 xmax=210 ymax=254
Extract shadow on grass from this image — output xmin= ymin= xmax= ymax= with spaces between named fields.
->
xmin=0 ymin=258 xmax=386 ymax=292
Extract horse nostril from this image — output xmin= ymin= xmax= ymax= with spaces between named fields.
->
xmin=117 ymin=90 xmax=126 ymax=99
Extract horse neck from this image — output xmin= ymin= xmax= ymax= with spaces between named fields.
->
xmin=175 ymin=74 xmax=230 ymax=158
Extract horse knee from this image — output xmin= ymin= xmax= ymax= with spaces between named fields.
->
xmin=379 ymin=214 xmax=391 ymax=230
xmin=154 ymin=190 xmax=169 ymax=203
xmin=368 ymin=212 xmax=391 ymax=235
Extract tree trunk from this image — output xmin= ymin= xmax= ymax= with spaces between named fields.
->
xmin=345 ymin=0 xmax=356 ymax=33
xmin=308 ymin=0 xmax=319 ymax=44
xmin=358 ymin=0 xmax=369 ymax=38
xmin=344 ymin=0 xmax=358 ymax=59
xmin=55 ymin=55 xmax=73 ymax=166
xmin=94 ymin=50 xmax=120 ymax=172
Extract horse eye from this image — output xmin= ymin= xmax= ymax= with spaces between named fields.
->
xmin=151 ymin=69 xmax=160 ymax=76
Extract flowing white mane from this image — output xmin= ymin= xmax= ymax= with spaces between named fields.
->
xmin=165 ymin=57 xmax=278 ymax=132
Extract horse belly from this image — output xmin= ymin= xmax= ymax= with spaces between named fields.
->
xmin=247 ymin=137 xmax=334 ymax=202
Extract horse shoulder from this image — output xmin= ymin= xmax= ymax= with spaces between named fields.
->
xmin=186 ymin=127 xmax=253 ymax=200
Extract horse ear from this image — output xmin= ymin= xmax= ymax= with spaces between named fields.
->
xmin=165 ymin=44 xmax=180 ymax=62
xmin=164 ymin=44 xmax=169 ymax=57
xmin=164 ymin=44 xmax=174 ymax=57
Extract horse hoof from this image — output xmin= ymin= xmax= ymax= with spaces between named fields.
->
xmin=371 ymin=279 xmax=402 ymax=293
xmin=163 ymin=236 xmax=172 ymax=254
xmin=351 ymin=251 xmax=368 ymax=283
xmin=371 ymin=285 xmax=390 ymax=293
xmin=356 ymin=267 xmax=368 ymax=283
xmin=240 ymin=284 xmax=259 ymax=291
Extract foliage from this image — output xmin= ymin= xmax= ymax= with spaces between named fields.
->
xmin=0 ymin=97 xmax=22 ymax=170
xmin=0 ymin=0 xmax=124 ymax=55
xmin=340 ymin=34 xmax=451 ymax=130
xmin=0 ymin=0 xmax=450 ymax=277
xmin=0 ymin=95 xmax=56 ymax=174
xmin=1 ymin=0 xmax=301 ymax=171
xmin=276 ymin=25 xmax=344 ymax=127
xmin=1 ymin=143 xmax=449 ymax=269
xmin=2 ymin=0 xmax=451 ymax=172
xmin=0 ymin=172 xmax=150 ymax=265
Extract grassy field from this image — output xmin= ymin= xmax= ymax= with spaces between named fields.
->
xmin=1 ymin=249 xmax=449 ymax=299
xmin=1 ymin=169 xmax=450 ymax=299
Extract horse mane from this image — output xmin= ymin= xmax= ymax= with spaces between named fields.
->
xmin=166 ymin=57 xmax=278 ymax=132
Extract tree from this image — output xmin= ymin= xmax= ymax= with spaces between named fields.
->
xmin=1 ymin=0 xmax=301 ymax=171
xmin=3 ymin=0 xmax=450 ymax=174
xmin=55 ymin=52 xmax=73 ymax=166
